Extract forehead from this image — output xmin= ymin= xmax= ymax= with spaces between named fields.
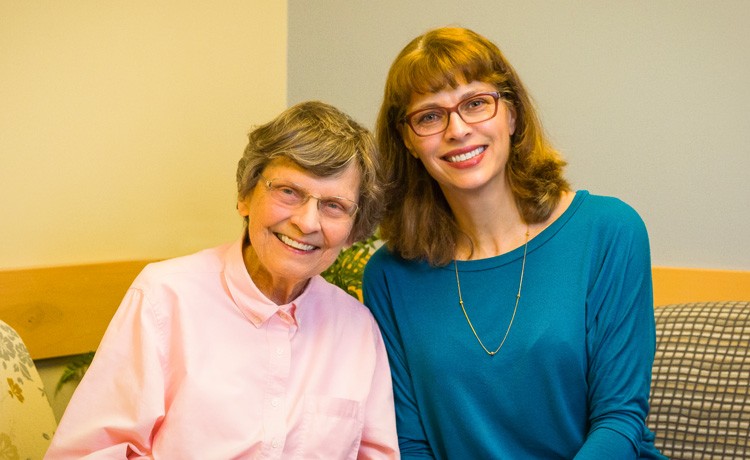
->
xmin=262 ymin=159 xmax=361 ymax=197
xmin=406 ymin=80 xmax=497 ymax=110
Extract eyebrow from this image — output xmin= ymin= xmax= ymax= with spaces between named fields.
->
xmin=408 ymin=88 xmax=487 ymax=112
xmin=271 ymin=177 xmax=357 ymax=202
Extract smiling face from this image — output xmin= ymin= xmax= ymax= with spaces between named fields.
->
xmin=237 ymin=159 xmax=360 ymax=304
xmin=402 ymin=80 xmax=516 ymax=197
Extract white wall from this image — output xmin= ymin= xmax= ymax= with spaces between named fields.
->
xmin=288 ymin=0 xmax=750 ymax=270
xmin=1 ymin=1 xmax=288 ymax=270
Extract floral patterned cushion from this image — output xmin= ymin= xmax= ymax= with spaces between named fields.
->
xmin=1 ymin=320 xmax=57 ymax=460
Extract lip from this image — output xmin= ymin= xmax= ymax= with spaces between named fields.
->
xmin=442 ymin=145 xmax=486 ymax=165
xmin=276 ymin=233 xmax=319 ymax=252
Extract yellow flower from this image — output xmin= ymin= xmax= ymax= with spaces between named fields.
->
xmin=6 ymin=378 xmax=23 ymax=403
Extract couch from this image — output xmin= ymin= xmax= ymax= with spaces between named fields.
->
xmin=648 ymin=300 xmax=750 ymax=459
xmin=0 ymin=320 xmax=58 ymax=459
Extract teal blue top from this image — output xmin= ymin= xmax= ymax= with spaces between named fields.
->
xmin=363 ymin=191 xmax=666 ymax=459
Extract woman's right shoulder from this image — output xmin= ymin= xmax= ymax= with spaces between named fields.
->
xmin=364 ymin=243 xmax=436 ymax=280
xmin=133 ymin=243 xmax=229 ymax=290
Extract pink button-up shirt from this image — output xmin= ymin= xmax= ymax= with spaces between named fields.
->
xmin=45 ymin=238 xmax=399 ymax=459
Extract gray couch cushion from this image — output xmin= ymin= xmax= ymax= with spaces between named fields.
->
xmin=648 ymin=301 xmax=750 ymax=459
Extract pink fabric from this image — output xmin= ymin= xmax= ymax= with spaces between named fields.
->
xmin=45 ymin=238 xmax=399 ymax=459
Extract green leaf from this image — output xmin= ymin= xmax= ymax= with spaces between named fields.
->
xmin=55 ymin=351 xmax=95 ymax=394
xmin=321 ymin=234 xmax=379 ymax=300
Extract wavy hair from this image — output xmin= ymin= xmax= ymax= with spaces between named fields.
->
xmin=376 ymin=27 xmax=570 ymax=266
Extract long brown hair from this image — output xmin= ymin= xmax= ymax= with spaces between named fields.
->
xmin=376 ymin=27 xmax=570 ymax=266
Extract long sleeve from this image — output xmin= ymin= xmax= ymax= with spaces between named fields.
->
xmin=357 ymin=317 xmax=401 ymax=459
xmin=363 ymin=257 xmax=434 ymax=459
xmin=45 ymin=287 xmax=165 ymax=459
xmin=575 ymin=200 xmax=660 ymax=459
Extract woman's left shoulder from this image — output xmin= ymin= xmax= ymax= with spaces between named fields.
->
xmin=578 ymin=191 xmax=646 ymax=227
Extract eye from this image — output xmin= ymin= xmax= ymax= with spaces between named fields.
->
xmin=414 ymin=110 xmax=445 ymax=126
xmin=273 ymin=184 xmax=304 ymax=203
xmin=320 ymin=199 xmax=349 ymax=216
xmin=461 ymin=96 xmax=491 ymax=112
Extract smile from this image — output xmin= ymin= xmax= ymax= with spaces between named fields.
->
xmin=277 ymin=233 xmax=317 ymax=251
xmin=445 ymin=146 xmax=485 ymax=163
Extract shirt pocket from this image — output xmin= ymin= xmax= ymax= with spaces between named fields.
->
xmin=297 ymin=395 xmax=365 ymax=459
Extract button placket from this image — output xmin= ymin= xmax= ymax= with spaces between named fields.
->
xmin=262 ymin=313 xmax=293 ymax=454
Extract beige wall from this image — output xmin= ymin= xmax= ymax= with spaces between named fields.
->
xmin=2 ymin=1 xmax=288 ymax=422
xmin=1 ymin=1 xmax=288 ymax=270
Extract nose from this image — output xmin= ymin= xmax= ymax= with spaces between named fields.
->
xmin=289 ymin=198 xmax=322 ymax=233
xmin=444 ymin=111 xmax=472 ymax=139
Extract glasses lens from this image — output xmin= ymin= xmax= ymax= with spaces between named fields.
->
xmin=269 ymin=182 xmax=305 ymax=206
xmin=319 ymin=199 xmax=357 ymax=219
xmin=458 ymin=94 xmax=498 ymax=123
xmin=409 ymin=108 xmax=448 ymax=136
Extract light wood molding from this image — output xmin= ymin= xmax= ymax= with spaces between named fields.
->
xmin=652 ymin=266 xmax=750 ymax=307
xmin=0 ymin=260 xmax=154 ymax=360
xmin=1 ymin=262 xmax=748 ymax=360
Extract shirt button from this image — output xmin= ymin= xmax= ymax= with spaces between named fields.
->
xmin=271 ymin=438 xmax=279 ymax=448
xmin=271 ymin=398 xmax=280 ymax=407
xmin=275 ymin=347 xmax=284 ymax=355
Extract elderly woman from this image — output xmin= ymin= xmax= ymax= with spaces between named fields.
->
xmin=46 ymin=101 xmax=399 ymax=459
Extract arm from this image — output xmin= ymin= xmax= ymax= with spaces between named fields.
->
xmin=575 ymin=208 xmax=656 ymax=459
xmin=363 ymin=254 xmax=434 ymax=459
xmin=357 ymin=318 xmax=400 ymax=459
xmin=45 ymin=285 xmax=165 ymax=459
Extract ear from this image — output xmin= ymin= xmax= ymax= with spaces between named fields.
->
xmin=507 ymin=104 xmax=517 ymax=136
xmin=237 ymin=196 xmax=250 ymax=217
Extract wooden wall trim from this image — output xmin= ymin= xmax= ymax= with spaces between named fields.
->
xmin=652 ymin=266 xmax=750 ymax=307
xmin=2 ymin=262 xmax=748 ymax=360
xmin=1 ymin=260 xmax=154 ymax=360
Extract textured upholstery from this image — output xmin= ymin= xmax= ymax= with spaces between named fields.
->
xmin=648 ymin=301 xmax=750 ymax=459
xmin=1 ymin=320 xmax=57 ymax=459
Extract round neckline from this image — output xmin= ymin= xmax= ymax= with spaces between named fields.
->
xmin=448 ymin=190 xmax=589 ymax=271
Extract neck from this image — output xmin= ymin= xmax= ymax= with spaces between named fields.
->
xmin=443 ymin=182 xmax=527 ymax=260
xmin=242 ymin=243 xmax=307 ymax=305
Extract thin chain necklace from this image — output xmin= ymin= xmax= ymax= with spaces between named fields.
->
xmin=453 ymin=228 xmax=529 ymax=356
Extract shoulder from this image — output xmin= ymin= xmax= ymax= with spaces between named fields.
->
xmin=133 ymin=243 xmax=231 ymax=292
xmin=364 ymin=244 xmax=431 ymax=278
xmin=307 ymin=276 xmax=374 ymax=317
xmin=304 ymin=277 xmax=383 ymax=333
xmin=575 ymin=191 xmax=648 ymax=235
xmin=566 ymin=192 xmax=652 ymax=267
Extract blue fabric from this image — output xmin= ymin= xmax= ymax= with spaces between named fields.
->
xmin=363 ymin=191 xmax=666 ymax=459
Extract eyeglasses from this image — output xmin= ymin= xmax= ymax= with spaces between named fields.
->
xmin=402 ymin=92 xmax=501 ymax=137
xmin=260 ymin=175 xmax=359 ymax=220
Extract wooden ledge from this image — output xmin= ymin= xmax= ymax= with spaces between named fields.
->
xmin=0 ymin=260 xmax=154 ymax=360
xmin=1 ymin=262 xmax=748 ymax=359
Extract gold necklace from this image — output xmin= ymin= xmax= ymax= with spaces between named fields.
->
xmin=453 ymin=229 xmax=529 ymax=356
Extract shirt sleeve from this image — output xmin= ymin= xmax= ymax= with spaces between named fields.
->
xmin=357 ymin=316 xmax=400 ymax=459
xmin=363 ymin=253 xmax=434 ymax=459
xmin=577 ymin=206 xmax=656 ymax=459
xmin=45 ymin=284 xmax=166 ymax=459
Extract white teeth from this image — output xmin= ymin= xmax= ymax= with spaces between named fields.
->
xmin=447 ymin=146 xmax=485 ymax=163
xmin=278 ymin=234 xmax=316 ymax=251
